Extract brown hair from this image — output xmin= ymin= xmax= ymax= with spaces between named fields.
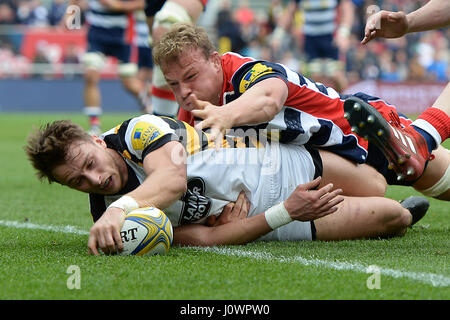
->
xmin=24 ymin=120 xmax=92 ymax=183
xmin=152 ymin=22 xmax=216 ymax=67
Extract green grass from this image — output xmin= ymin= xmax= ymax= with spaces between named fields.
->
xmin=0 ymin=112 xmax=449 ymax=301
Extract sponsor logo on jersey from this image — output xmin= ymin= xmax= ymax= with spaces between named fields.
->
xmin=179 ymin=178 xmax=211 ymax=225
xmin=239 ymin=63 xmax=274 ymax=93
xmin=131 ymin=121 xmax=162 ymax=150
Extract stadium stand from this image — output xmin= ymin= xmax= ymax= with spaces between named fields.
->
xmin=0 ymin=0 xmax=448 ymax=112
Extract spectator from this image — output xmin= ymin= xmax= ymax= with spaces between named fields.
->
xmin=408 ymin=54 xmax=427 ymax=81
xmin=0 ymin=3 xmax=16 ymax=24
xmin=28 ymin=0 xmax=49 ymax=27
xmin=234 ymin=0 xmax=254 ymax=27
xmin=216 ymin=0 xmax=246 ymax=54
xmin=0 ymin=0 xmax=447 ymax=84
xmin=427 ymin=50 xmax=449 ymax=82
xmin=48 ymin=0 xmax=67 ymax=26
xmin=394 ymin=49 xmax=409 ymax=81
xmin=16 ymin=0 xmax=32 ymax=24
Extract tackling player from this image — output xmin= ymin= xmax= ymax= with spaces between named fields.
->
xmin=143 ymin=0 xmax=208 ymax=117
xmin=152 ymin=23 xmax=450 ymax=201
xmin=25 ymin=115 xmax=428 ymax=255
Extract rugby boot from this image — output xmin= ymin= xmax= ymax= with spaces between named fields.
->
xmin=343 ymin=96 xmax=432 ymax=182
xmin=400 ymin=196 xmax=430 ymax=227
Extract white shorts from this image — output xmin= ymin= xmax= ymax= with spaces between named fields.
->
xmin=253 ymin=143 xmax=322 ymax=241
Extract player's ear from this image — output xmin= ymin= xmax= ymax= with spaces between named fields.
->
xmin=91 ymin=135 xmax=107 ymax=149
xmin=210 ymin=51 xmax=221 ymax=67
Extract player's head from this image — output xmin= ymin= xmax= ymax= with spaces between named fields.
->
xmin=25 ymin=120 xmax=126 ymax=195
xmin=153 ymin=23 xmax=223 ymax=110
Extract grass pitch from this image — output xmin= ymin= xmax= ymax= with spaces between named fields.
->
xmin=0 ymin=112 xmax=448 ymax=302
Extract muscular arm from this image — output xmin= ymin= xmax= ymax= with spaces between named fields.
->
xmin=227 ymin=78 xmax=289 ymax=126
xmin=192 ymin=77 xmax=288 ymax=133
xmin=362 ymin=0 xmax=450 ymax=44
xmin=88 ymin=141 xmax=187 ymax=255
xmin=173 ymin=214 xmax=271 ymax=246
xmin=406 ymin=0 xmax=450 ymax=33
xmin=127 ymin=141 xmax=187 ymax=209
xmin=173 ymin=178 xmax=343 ymax=246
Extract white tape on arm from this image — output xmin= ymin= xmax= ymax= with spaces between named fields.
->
xmin=108 ymin=196 xmax=139 ymax=214
xmin=265 ymin=201 xmax=292 ymax=230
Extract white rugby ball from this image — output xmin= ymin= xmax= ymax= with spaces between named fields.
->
xmin=119 ymin=207 xmax=173 ymax=256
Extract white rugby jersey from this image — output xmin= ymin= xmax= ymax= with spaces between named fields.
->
xmin=89 ymin=115 xmax=321 ymax=239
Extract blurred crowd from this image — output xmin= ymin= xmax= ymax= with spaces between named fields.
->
xmin=0 ymin=0 xmax=70 ymax=26
xmin=0 ymin=0 xmax=448 ymax=84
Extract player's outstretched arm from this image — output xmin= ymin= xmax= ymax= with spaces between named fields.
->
xmin=362 ymin=0 xmax=450 ymax=44
xmin=404 ymin=0 xmax=450 ymax=34
xmin=361 ymin=10 xmax=408 ymax=44
xmin=130 ymin=141 xmax=187 ymax=210
xmin=88 ymin=141 xmax=187 ymax=255
xmin=192 ymin=77 xmax=288 ymax=149
xmin=172 ymin=177 xmax=343 ymax=246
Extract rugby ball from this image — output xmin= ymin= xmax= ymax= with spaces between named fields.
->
xmin=119 ymin=207 xmax=173 ymax=256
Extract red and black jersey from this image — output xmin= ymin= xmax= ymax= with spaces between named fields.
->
xmin=179 ymin=52 xmax=412 ymax=164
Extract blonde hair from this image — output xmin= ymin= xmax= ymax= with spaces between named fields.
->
xmin=152 ymin=22 xmax=216 ymax=67
xmin=24 ymin=120 xmax=92 ymax=183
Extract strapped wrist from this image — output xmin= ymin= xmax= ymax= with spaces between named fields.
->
xmin=108 ymin=195 xmax=139 ymax=214
xmin=265 ymin=201 xmax=292 ymax=230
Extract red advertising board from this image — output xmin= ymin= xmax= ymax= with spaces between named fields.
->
xmin=344 ymin=80 xmax=446 ymax=115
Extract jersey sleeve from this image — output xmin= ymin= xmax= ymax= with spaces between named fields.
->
xmin=103 ymin=114 xmax=179 ymax=165
xmin=231 ymin=60 xmax=289 ymax=95
xmin=125 ymin=114 xmax=180 ymax=161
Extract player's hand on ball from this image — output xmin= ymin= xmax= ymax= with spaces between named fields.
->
xmin=88 ymin=207 xmax=126 ymax=255
xmin=284 ymin=177 xmax=344 ymax=221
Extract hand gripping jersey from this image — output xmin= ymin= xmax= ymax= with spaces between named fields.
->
xmin=89 ymin=114 xmax=322 ymax=241
xmin=178 ymin=52 xmax=413 ymax=167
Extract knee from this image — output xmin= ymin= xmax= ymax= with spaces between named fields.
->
xmin=360 ymin=170 xmax=387 ymax=197
xmin=381 ymin=205 xmax=411 ymax=237
xmin=371 ymin=174 xmax=388 ymax=197
xmin=84 ymin=69 xmax=100 ymax=85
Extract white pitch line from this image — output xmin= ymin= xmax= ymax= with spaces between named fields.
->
xmin=184 ymin=247 xmax=450 ymax=288
xmin=0 ymin=219 xmax=89 ymax=235
xmin=1 ymin=220 xmax=448 ymax=287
